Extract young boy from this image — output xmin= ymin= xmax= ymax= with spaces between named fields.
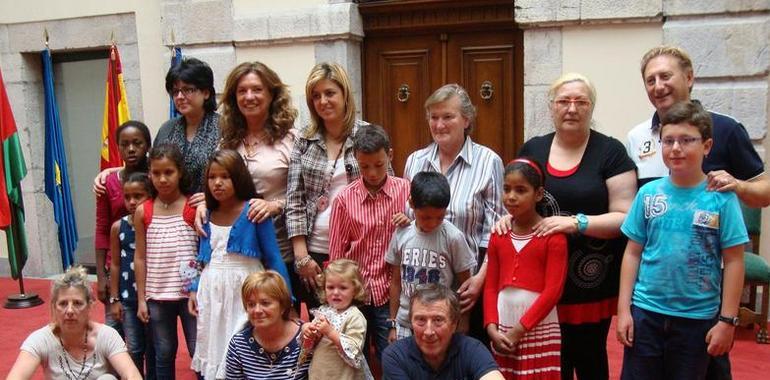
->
xmin=328 ymin=123 xmax=411 ymax=360
xmin=385 ymin=171 xmax=477 ymax=342
xmin=617 ymin=101 xmax=748 ymax=379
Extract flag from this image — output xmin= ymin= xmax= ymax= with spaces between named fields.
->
xmin=100 ymin=44 xmax=131 ymax=170
xmin=42 ymin=48 xmax=78 ymax=270
xmin=169 ymin=46 xmax=182 ymax=119
xmin=0 ymin=66 xmax=29 ymax=279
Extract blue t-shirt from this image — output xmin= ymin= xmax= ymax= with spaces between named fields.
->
xmin=621 ymin=178 xmax=748 ymax=319
xmin=381 ymin=333 xmax=498 ymax=380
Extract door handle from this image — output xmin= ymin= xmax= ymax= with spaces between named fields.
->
xmin=397 ymin=84 xmax=410 ymax=103
xmin=480 ymin=80 xmax=494 ymax=101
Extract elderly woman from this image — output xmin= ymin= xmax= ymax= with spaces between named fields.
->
xmin=287 ymin=62 xmax=368 ymax=305
xmin=7 ymin=266 xmax=142 ymax=380
xmin=217 ymin=61 xmax=298 ymax=263
xmin=403 ymin=83 xmax=505 ymax=341
xmin=225 ymin=271 xmax=311 ymax=379
xmin=499 ymin=73 xmax=637 ymax=379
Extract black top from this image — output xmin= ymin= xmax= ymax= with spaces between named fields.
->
xmin=519 ymin=130 xmax=637 ymax=304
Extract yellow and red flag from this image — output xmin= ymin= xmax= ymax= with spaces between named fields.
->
xmin=100 ymin=44 xmax=131 ymax=170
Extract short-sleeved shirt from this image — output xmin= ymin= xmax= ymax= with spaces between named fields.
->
xmin=626 ymin=107 xmax=765 ymax=187
xmin=20 ymin=324 xmax=127 ymax=379
xmin=621 ymin=178 xmax=749 ymax=319
xmin=381 ymin=333 xmax=499 ymax=380
xmin=385 ymin=220 xmax=477 ymax=327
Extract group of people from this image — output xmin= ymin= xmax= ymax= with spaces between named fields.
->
xmin=7 ymin=43 xmax=770 ymax=380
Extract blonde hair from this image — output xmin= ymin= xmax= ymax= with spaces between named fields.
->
xmin=640 ymin=45 xmax=694 ymax=77
xmin=241 ymin=271 xmax=292 ymax=320
xmin=548 ymin=72 xmax=597 ymax=107
xmin=304 ymin=62 xmax=357 ymax=138
xmin=50 ymin=266 xmax=93 ymax=324
xmin=316 ymin=259 xmax=368 ymax=306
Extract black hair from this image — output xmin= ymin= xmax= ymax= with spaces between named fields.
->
xmin=148 ymin=144 xmax=191 ymax=195
xmin=504 ymin=157 xmax=545 ymax=189
xmin=660 ymin=101 xmax=712 ymax=140
xmin=115 ymin=120 xmax=152 ymax=172
xmin=352 ymin=124 xmax=391 ymax=153
xmin=123 ymin=171 xmax=155 ymax=198
xmin=410 ymin=171 xmax=450 ymax=209
xmin=165 ymin=57 xmax=217 ymax=113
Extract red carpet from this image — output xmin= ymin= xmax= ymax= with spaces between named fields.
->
xmin=2 ymin=277 xmax=768 ymax=379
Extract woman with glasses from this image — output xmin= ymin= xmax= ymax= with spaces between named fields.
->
xmin=7 ymin=266 xmax=142 ymax=380
xmin=495 ymin=73 xmax=637 ymax=379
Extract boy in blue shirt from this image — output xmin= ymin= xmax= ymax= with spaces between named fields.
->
xmin=617 ymin=101 xmax=748 ymax=380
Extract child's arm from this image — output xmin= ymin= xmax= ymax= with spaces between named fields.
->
xmin=108 ymin=220 xmax=123 ymax=322
xmin=388 ymin=264 xmax=402 ymax=344
xmin=134 ymin=204 xmax=149 ymax=323
xmin=327 ymin=198 xmax=350 ymax=261
xmin=455 ymin=269 xmax=471 ymax=334
xmin=316 ymin=313 xmax=367 ymax=369
xmin=706 ymin=244 xmax=744 ymax=356
xmin=517 ymin=235 xmax=568 ymax=332
xmin=482 ymin=236 xmax=512 ymax=354
xmin=617 ymin=239 xmax=644 ymax=347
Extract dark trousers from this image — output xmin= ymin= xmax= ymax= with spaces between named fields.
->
xmin=360 ymin=303 xmax=390 ymax=363
xmin=123 ymin=302 xmax=156 ymax=380
xmin=621 ymin=305 xmax=714 ymax=380
xmin=148 ymin=299 xmax=197 ymax=380
xmin=561 ymin=317 xmax=612 ymax=380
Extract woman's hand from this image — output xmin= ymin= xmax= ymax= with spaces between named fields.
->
xmin=137 ymin=301 xmax=150 ymax=323
xmin=110 ymin=301 xmax=123 ymax=323
xmin=188 ymin=192 xmax=206 ymax=208
xmin=391 ymin=212 xmax=411 ymax=227
xmin=295 ymin=253 xmax=322 ymax=291
xmin=492 ymin=215 xmax=513 ymax=235
xmin=188 ymin=292 xmax=198 ymax=317
xmin=248 ymin=198 xmax=280 ymax=223
xmin=533 ymin=215 xmax=578 ymax=237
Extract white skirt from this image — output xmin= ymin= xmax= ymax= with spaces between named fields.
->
xmin=191 ymin=254 xmax=264 ymax=379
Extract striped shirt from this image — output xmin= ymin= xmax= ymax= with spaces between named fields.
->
xmin=225 ymin=323 xmax=311 ymax=380
xmin=328 ymin=176 xmax=411 ymax=306
xmin=145 ymin=214 xmax=198 ymax=300
xmin=404 ymin=137 xmax=504 ymax=260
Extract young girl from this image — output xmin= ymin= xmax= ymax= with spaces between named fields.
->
xmin=109 ymin=172 xmax=156 ymax=379
xmin=95 ymin=120 xmax=151 ymax=326
xmin=134 ymin=143 xmax=199 ymax=378
xmin=190 ymin=149 xmax=291 ymax=379
xmin=483 ymin=158 xmax=568 ymax=380
xmin=303 ymin=259 xmax=372 ymax=380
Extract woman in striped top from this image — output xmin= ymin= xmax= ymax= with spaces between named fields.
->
xmin=134 ymin=144 xmax=199 ymax=379
xmin=225 ymin=271 xmax=311 ymax=379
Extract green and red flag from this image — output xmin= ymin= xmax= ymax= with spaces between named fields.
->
xmin=0 ymin=65 xmax=30 ymax=279
xmin=101 ymin=43 xmax=131 ymax=170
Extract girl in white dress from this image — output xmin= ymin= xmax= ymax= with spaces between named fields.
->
xmin=189 ymin=149 xmax=291 ymax=379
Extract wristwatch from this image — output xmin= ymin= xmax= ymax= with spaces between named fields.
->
xmin=387 ymin=319 xmax=397 ymax=330
xmin=108 ymin=296 xmax=120 ymax=304
xmin=718 ymin=315 xmax=739 ymax=326
xmin=574 ymin=213 xmax=589 ymax=233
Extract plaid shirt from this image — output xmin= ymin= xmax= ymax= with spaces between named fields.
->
xmin=286 ymin=120 xmax=368 ymax=239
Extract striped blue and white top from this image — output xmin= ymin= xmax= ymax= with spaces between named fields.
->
xmin=404 ymin=136 xmax=505 ymax=263
xmin=225 ymin=322 xmax=311 ymax=380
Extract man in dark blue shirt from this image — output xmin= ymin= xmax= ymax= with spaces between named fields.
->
xmin=382 ymin=284 xmax=504 ymax=380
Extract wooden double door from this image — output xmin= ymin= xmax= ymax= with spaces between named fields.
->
xmin=363 ymin=29 xmax=523 ymax=175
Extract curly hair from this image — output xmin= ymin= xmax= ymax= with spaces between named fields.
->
xmin=219 ymin=62 xmax=297 ymax=149
xmin=316 ymin=259 xmax=368 ymax=307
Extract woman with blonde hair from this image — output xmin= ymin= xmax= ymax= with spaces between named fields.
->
xmin=7 ymin=266 xmax=142 ymax=380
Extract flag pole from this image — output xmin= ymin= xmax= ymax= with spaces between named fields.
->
xmin=4 ymin=269 xmax=44 ymax=309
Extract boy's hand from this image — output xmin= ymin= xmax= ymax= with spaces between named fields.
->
xmin=391 ymin=212 xmax=411 ymax=227
xmin=706 ymin=322 xmax=735 ymax=356
xmin=492 ymin=215 xmax=512 ymax=235
xmin=110 ymin=302 xmax=123 ymax=322
xmin=616 ymin=311 xmax=634 ymax=347
xmin=458 ymin=275 xmax=483 ymax=313
xmin=487 ymin=325 xmax=514 ymax=355
xmin=188 ymin=292 xmax=199 ymax=317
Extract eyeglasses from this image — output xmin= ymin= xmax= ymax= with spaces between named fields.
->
xmin=552 ymin=98 xmax=592 ymax=110
xmin=170 ymin=87 xmax=199 ymax=97
xmin=661 ymin=136 xmax=702 ymax=148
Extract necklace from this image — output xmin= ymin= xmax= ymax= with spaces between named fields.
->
xmin=316 ymin=140 xmax=346 ymax=212
xmin=57 ymin=328 xmax=95 ymax=380
xmin=242 ymin=131 xmax=268 ymax=158
xmin=157 ymin=195 xmax=181 ymax=209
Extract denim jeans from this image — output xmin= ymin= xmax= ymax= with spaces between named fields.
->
xmin=148 ymin=299 xmax=197 ymax=379
xmin=360 ymin=303 xmax=390 ymax=363
xmin=123 ymin=302 xmax=156 ymax=380
xmin=621 ymin=305 xmax=715 ymax=380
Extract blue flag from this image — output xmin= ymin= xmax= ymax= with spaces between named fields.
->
xmin=169 ymin=46 xmax=182 ymax=119
xmin=42 ymin=49 xmax=78 ymax=270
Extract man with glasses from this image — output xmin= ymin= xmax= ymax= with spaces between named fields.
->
xmin=381 ymin=284 xmax=504 ymax=380
xmin=626 ymin=45 xmax=770 ymax=380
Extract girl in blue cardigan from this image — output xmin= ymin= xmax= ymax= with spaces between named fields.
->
xmin=189 ymin=149 xmax=291 ymax=379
